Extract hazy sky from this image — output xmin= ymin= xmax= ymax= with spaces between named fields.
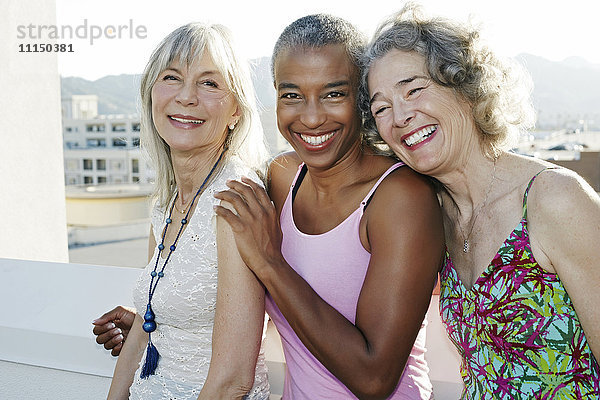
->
xmin=55 ymin=0 xmax=599 ymax=80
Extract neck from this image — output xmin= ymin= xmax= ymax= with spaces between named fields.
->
xmin=171 ymin=145 xmax=225 ymax=205
xmin=439 ymin=149 xmax=501 ymax=220
xmin=304 ymin=140 xmax=367 ymax=195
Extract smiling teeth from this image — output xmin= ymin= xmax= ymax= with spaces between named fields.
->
xmin=171 ymin=116 xmax=204 ymax=124
xmin=299 ymin=131 xmax=335 ymax=146
xmin=405 ymin=125 xmax=437 ymax=147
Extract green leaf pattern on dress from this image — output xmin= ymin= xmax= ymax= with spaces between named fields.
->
xmin=439 ymin=169 xmax=599 ymax=399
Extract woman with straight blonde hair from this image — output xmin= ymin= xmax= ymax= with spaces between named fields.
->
xmin=106 ymin=22 xmax=270 ymax=400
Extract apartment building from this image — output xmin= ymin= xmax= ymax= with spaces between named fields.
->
xmin=61 ymin=95 xmax=154 ymax=185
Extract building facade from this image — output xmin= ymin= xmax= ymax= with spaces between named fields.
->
xmin=62 ymin=95 xmax=154 ymax=185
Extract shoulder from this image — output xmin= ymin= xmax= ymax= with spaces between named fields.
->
xmin=267 ymin=152 xmax=302 ymax=205
xmin=268 ymin=152 xmax=302 ymax=179
xmin=528 ymin=167 xmax=599 ymax=223
xmin=372 ymin=164 xmax=439 ymax=207
xmin=365 ymin=164 xmax=442 ymax=236
xmin=221 ymin=156 xmax=263 ymax=184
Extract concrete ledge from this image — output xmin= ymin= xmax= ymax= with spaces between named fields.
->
xmin=0 ymin=258 xmax=462 ymax=398
xmin=0 ymin=258 xmax=138 ymax=378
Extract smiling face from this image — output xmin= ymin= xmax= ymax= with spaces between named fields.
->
xmin=274 ymin=44 xmax=362 ymax=170
xmin=151 ymin=51 xmax=239 ymax=154
xmin=368 ymin=49 xmax=480 ymax=176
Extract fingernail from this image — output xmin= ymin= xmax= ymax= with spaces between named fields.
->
xmin=116 ymin=334 xmax=124 ymax=342
xmin=92 ymin=319 xmax=99 ymax=324
xmin=107 ymin=323 xmax=115 ymax=329
xmin=114 ymin=328 xmax=122 ymax=334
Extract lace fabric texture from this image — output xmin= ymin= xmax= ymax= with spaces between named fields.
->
xmin=130 ymin=157 xmax=269 ymax=400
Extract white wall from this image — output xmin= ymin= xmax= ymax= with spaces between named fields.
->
xmin=0 ymin=0 xmax=68 ymax=262
xmin=0 ymin=258 xmax=140 ymax=399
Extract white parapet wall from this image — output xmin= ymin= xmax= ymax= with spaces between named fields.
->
xmin=0 ymin=258 xmax=462 ymax=399
xmin=0 ymin=258 xmax=139 ymax=399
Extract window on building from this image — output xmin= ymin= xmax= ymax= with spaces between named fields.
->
xmin=97 ymin=176 xmax=107 ymax=184
xmin=86 ymin=138 xmax=106 ymax=148
xmin=96 ymin=159 xmax=106 ymax=170
xmin=84 ymin=176 xmax=93 ymax=184
xmin=112 ymin=123 xmax=127 ymax=132
xmin=86 ymin=123 xmax=105 ymax=132
xmin=112 ymin=138 xmax=127 ymax=147
xmin=132 ymin=176 xmax=140 ymax=183
xmin=132 ymin=137 xmax=140 ymax=147
xmin=83 ymin=159 xmax=93 ymax=170
xmin=66 ymin=177 xmax=78 ymax=185
xmin=132 ymin=158 xmax=139 ymax=173
xmin=65 ymin=141 xmax=79 ymax=149
xmin=132 ymin=123 xmax=141 ymax=132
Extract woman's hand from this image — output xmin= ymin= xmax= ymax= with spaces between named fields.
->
xmin=93 ymin=306 xmax=137 ymax=357
xmin=213 ymin=177 xmax=286 ymax=277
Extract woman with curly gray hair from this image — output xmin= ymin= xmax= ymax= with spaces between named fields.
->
xmin=362 ymin=3 xmax=599 ymax=398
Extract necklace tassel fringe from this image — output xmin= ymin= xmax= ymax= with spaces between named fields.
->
xmin=140 ymin=335 xmax=160 ymax=379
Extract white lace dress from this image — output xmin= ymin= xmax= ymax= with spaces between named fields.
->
xmin=129 ymin=157 xmax=270 ymax=400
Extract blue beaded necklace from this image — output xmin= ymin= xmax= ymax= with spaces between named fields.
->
xmin=140 ymin=149 xmax=226 ymax=379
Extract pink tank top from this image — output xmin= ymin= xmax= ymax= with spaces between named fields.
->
xmin=265 ymin=162 xmax=433 ymax=399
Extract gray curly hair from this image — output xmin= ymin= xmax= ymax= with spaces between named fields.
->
xmin=360 ymin=3 xmax=535 ymax=158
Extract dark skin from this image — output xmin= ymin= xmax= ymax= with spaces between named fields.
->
xmin=91 ymin=45 xmax=445 ymax=398
xmin=92 ymin=306 xmax=136 ymax=357
xmin=213 ymin=45 xmax=445 ymax=399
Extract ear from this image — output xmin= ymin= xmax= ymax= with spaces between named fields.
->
xmin=228 ymin=105 xmax=241 ymax=126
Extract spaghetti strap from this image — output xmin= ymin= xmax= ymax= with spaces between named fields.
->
xmin=290 ymin=163 xmax=307 ymax=203
xmin=360 ymin=162 xmax=405 ymax=208
xmin=522 ymin=167 xmax=558 ymax=220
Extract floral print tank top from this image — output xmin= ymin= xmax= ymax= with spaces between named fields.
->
xmin=439 ymin=168 xmax=599 ymax=399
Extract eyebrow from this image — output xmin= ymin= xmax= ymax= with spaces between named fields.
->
xmin=369 ymin=75 xmax=428 ymax=104
xmin=277 ymin=80 xmax=350 ymax=91
xmin=163 ymin=67 xmax=220 ymax=77
xmin=277 ymin=82 xmax=298 ymax=90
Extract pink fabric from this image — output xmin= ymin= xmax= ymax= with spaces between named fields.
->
xmin=265 ymin=162 xmax=433 ymax=399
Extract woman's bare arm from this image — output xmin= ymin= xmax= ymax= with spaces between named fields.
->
xmin=529 ymin=169 xmax=600 ymax=359
xmin=197 ymin=202 xmax=266 ymax=399
xmin=106 ymin=313 xmax=147 ymax=400
xmin=215 ymin=168 xmax=444 ymax=399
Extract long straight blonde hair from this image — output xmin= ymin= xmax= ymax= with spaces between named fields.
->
xmin=140 ymin=22 xmax=268 ymax=208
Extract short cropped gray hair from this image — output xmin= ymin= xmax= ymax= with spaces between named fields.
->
xmin=271 ymin=14 xmax=366 ymax=79
xmin=360 ymin=3 xmax=535 ymax=157
xmin=140 ymin=22 xmax=268 ymax=208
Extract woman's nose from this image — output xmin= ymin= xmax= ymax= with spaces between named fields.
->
xmin=175 ymin=82 xmax=198 ymax=106
xmin=299 ymin=100 xmax=327 ymax=128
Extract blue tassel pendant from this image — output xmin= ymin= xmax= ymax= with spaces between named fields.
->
xmin=140 ymin=304 xmax=160 ymax=379
xmin=140 ymin=336 xmax=160 ymax=379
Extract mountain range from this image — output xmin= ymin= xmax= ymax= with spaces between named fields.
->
xmin=61 ymin=54 xmax=600 ymax=130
